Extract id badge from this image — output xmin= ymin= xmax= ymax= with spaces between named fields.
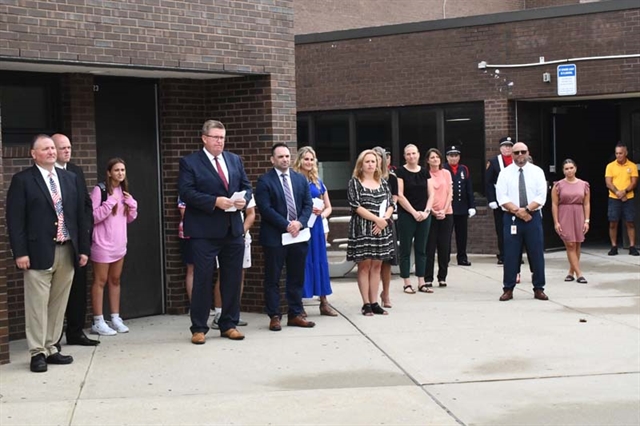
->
xmin=511 ymin=225 xmax=517 ymax=235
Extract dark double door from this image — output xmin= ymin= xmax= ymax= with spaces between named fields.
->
xmin=94 ymin=77 xmax=164 ymax=318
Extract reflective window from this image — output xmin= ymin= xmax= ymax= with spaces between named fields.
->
xmin=399 ymin=108 xmax=437 ymax=164
xmin=444 ymin=103 xmax=484 ymax=194
xmin=355 ymin=110 xmax=391 ymax=155
xmin=314 ymin=114 xmax=349 ymax=160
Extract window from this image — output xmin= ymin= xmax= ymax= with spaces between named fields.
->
xmin=399 ymin=108 xmax=438 ymax=165
xmin=314 ymin=113 xmax=349 ymax=160
xmin=444 ymin=103 xmax=484 ymax=194
xmin=355 ymin=110 xmax=391 ymax=155
xmin=0 ymin=72 xmax=61 ymax=145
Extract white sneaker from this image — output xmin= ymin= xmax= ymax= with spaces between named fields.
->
xmin=110 ymin=317 xmax=129 ymax=333
xmin=210 ymin=311 xmax=221 ymax=329
xmin=91 ymin=321 xmax=117 ymax=336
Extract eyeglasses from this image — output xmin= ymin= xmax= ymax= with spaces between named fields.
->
xmin=204 ymin=135 xmax=225 ymax=141
xmin=513 ymin=150 xmax=528 ymax=155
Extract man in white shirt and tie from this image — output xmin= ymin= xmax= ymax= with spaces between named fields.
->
xmin=6 ymin=134 xmax=90 ymax=372
xmin=496 ymin=142 xmax=548 ymax=301
xmin=255 ymin=143 xmax=314 ymax=332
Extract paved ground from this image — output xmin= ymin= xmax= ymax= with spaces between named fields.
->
xmin=1 ymin=248 xmax=639 ymax=425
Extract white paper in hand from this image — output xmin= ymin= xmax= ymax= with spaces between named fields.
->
xmin=378 ymin=199 xmax=388 ymax=218
xmin=225 ymin=191 xmax=247 ymax=212
xmin=307 ymin=198 xmax=325 ymax=228
xmin=281 ymin=228 xmax=311 ymax=246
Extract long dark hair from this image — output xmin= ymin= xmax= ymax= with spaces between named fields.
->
xmin=105 ymin=157 xmax=130 ymax=216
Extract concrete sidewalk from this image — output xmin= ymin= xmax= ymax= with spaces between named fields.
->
xmin=1 ymin=249 xmax=639 ymax=425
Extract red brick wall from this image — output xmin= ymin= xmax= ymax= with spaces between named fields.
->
xmin=0 ymin=104 xmax=8 ymax=364
xmin=296 ymin=9 xmax=640 ymax=113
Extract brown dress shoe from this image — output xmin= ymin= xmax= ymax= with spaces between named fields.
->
xmin=499 ymin=289 xmax=513 ymax=301
xmin=221 ymin=328 xmax=245 ymax=340
xmin=191 ymin=332 xmax=206 ymax=345
xmin=269 ymin=316 xmax=282 ymax=331
xmin=319 ymin=303 xmax=338 ymax=317
xmin=534 ymin=289 xmax=549 ymax=300
xmin=287 ymin=314 xmax=316 ymax=328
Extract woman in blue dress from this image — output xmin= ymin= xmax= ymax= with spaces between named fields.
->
xmin=293 ymin=146 xmax=338 ymax=317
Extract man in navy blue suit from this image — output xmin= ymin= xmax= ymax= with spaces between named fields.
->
xmin=178 ymin=120 xmax=252 ymax=344
xmin=255 ymin=143 xmax=315 ymax=331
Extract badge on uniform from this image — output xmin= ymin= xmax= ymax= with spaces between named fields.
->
xmin=511 ymin=216 xmax=517 ymax=235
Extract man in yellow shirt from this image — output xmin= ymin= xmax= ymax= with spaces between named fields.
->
xmin=605 ymin=143 xmax=639 ymax=256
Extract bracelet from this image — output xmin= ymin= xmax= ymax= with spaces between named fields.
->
xmin=585 ymin=219 xmax=590 ymax=223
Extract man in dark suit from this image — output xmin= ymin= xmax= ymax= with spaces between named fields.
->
xmin=7 ymin=134 xmax=90 ymax=372
xmin=52 ymin=133 xmax=99 ymax=346
xmin=444 ymin=145 xmax=476 ymax=266
xmin=485 ymin=136 xmax=514 ymax=265
xmin=255 ymin=143 xmax=315 ymax=332
xmin=178 ymin=120 xmax=252 ymax=345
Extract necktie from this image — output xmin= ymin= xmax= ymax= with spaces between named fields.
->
xmin=518 ymin=168 xmax=528 ymax=208
xmin=49 ymin=173 xmax=69 ymax=242
xmin=214 ymin=156 xmax=229 ymax=191
xmin=281 ymin=173 xmax=297 ymax=221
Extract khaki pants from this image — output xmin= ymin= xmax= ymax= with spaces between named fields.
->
xmin=24 ymin=244 xmax=75 ymax=357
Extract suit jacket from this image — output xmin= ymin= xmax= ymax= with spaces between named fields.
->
xmin=6 ymin=165 xmax=90 ymax=270
xmin=444 ymin=163 xmax=475 ymax=215
xmin=255 ymin=168 xmax=312 ymax=247
xmin=65 ymin=162 xmax=94 ymax=239
xmin=178 ymin=149 xmax=252 ymax=239
xmin=485 ymin=155 xmax=509 ymax=204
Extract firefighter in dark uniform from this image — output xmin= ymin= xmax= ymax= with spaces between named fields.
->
xmin=444 ymin=145 xmax=476 ymax=266
xmin=485 ymin=136 xmax=514 ymax=264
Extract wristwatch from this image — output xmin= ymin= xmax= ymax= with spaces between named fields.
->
xmin=525 ymin=206 xmax=532 ymax=214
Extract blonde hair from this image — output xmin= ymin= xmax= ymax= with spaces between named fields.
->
xmin=353 ymin=149 xmax=381 ymax=182
xmin=292 ymin=146 xmax=319 ymax=184
xmin=372 ymin=146 xmax=389 ymax=179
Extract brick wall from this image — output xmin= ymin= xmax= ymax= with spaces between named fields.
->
xmin=0 ymin=103 xmax=8 ymax=364
xmin=294 ymin=0 xmax=590 ymax=35
xmin=297 ymin=9 xmax=640 ymax=113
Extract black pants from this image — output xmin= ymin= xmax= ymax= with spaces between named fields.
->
xmin=451 ymin=214 xmax=469 ymax=263
xmin=64 ymin=265 xmax=88 ymax=337
xmin=492 ymin=208 xmax=504 ymax=261
xmin=425 ymin=215 xmax=454 ymax=282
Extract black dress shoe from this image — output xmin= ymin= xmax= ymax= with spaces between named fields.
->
xmin=54 ymin=342 xmax=61 ymax=352
xmin=46 ymin=352 xmax=74 ymax=365
xmin=30 ymin=354 xmax=47 ymax=373
xmin=67 ymin=333 xmax=100 ymax=346
xmin=458 ymin=260 xmax=472 ymax=266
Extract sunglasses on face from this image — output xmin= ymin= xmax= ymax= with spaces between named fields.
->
xmin=513 ymin=150 xmax=528 ymax=155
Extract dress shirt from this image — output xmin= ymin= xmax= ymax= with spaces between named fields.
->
xmin=36 ymin=164 xmax=62 ymax=200
xmin=496 ymin=162 xmax=547 ymax=210
xmin=55 ymin=162 xmax=67 ymax=170
xmin=202 ymin=148 xmax=229 ymax=183
xmin=278 ymin=169 xmax=296 ymax=207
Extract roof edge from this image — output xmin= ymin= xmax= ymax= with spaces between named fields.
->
xmin=295 ymin=0 xmax=639 ymax=45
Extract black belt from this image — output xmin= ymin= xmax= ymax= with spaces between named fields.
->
xmin=55 ymin=240 xmax=68 ymax=245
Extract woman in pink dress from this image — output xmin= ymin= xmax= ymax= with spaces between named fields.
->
xmin=551 ymin=159 xmax=591 ymax=283
xmin=90 ymin=158 xmax=138 ymax=335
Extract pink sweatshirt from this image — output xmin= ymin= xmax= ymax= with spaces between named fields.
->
xmin=90 ymin=185 xmax=138 ymax=263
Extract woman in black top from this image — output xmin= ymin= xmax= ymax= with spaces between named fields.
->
xmin=396 ymin=144 xmax=434 ymax=293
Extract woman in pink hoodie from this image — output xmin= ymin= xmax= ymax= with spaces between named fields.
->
xmin=90 ymin=158 xmax=138 ymax=336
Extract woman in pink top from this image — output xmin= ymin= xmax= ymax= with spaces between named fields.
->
xmin=424 ymin=148 xmax=453 ymax=288
xmin=90 ymin=158 xmax=138 ymax=336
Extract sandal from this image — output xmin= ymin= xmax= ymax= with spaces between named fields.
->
xmin=418 ymin=284 xmax=434 ymax=293
xmin=361 ymin=303 xmax=373 ymax=316
xmin=403 ymin=285 xmax=416 ymax=294
xmin=564 ymin=275 xmax=575 ymax=282
xmin=370 ymin=302 xmax=388 ymax=315
xmin=380 ymin=295 xmax=392 ymax=308
xmin=576 ymin=276 xmax=588 ymax=284
xmin=438 ymin=281 xmax=447 ymax=287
